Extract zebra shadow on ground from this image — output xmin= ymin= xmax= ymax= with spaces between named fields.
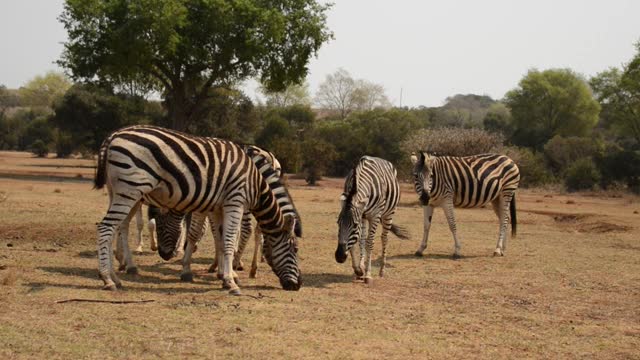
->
xmin=25 ymin=281 xmax=214 ymax=295
xmin=301 ymin=272 xmax=355 ymax=288
xmin=385 ymin=252 xmax=484 ymax=261
xmin=38 ymin=266 xmax=202 ymax=287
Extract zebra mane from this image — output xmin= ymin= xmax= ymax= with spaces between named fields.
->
xmin=342 ymin=168 xmax=358 ymax=206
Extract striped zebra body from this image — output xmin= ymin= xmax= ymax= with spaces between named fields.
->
xmin=182 ymin=146 xmax=299 ymax=282
xmin=94 ymin=125 xmax=301 ymax=293
xmin=335 ymin=156 xmax=407 ymax=284
xmin=410 ymin=151 xmax=520 ymax=257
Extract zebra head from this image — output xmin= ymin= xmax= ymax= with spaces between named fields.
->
xmin=335 ymin=171 xmax=364 ymax=263
xmin=411 ymin=151 xmax=435 ymax=206
xmin=153 ymin=209 xmax=185 ymax=260
xmin=261 ymin=215 xmax=302 ymax=291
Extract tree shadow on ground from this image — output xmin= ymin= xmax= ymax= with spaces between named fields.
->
xmin=302 ymin=272 xmax=354 ymax=288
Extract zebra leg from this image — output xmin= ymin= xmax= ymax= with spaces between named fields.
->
xmin=350 ymin=220 xmax=366 ymax=278
xmin=379 ymin=215 xmax=393 ymax=277
xmin=442 ymin=200 xmax=462 ymax=259
xmin=363 ymin=218 xmax=379 ymax=285
xmin=493 ymin=194 xmax=513 ymax=256
xmin=415 ymin=205 xmax=435 ymax=257
xmin=134 ymin=206 xmax=144 ymax=253
xmin=233 ymin=212 xmax=253 ymax=271
xmin=249 ymin=225 xmax=262 ymax=279
xmin=118 ymin=201 xmax=141 ymax=275
xmin=97 ymin=194 xmax=142 ymax=290
xmin=350 ymin=245 xmax=363 ymax=279
xmin=219 ymin=205 xmax=244 ymax=295
xmin=180 ymin=213 xmax=207 ymax=282
xmin=148 ymin=218 xmax=158 ymax=252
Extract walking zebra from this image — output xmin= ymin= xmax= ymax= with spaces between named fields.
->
xmin=335 ymin=156 xmax=408 ymax=284
xmin=410 ymin=151 xmax=520 ymax=258
xmin=94 ymin=125 xmax=301 ymax=294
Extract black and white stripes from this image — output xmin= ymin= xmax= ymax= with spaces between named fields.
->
xmin=335 ymin=156 xmax=407 ymax=284
xmin=410 ymin=151 xmax=520 ymax=257
xmin=94 ymin=125 xmax=301 ymax=293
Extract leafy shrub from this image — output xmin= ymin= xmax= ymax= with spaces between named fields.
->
xmin=503 ymin=146 xmax=553 ymax=188
xmin=565 ymin=158 xmax=601 ymax=192
xmin=543 ymin=135 xmax=601 ymax=175
xmin=596 ymin=147 xmax=640 ymax=193
xmin=54 ymin=130 xmax=75 ymax=158
xmin=401 ymin=127 xmax=504 ymax=157
xmin=30 ymin=139 xmax=49 ymax=158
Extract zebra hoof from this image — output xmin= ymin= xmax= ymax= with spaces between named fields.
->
xmin=228 ymin=288 xmax=242 ymax=296
xmin=216 ymin=273 xmax=224 ymax=280
xmin=234 ymin=264 xmax=244 ymax=271
xmin=208 ymin=264 xmax=217 ymax=273
xmin=134 ymin=246 xmax=143 ymax=254
xmin=102 ymin=283 xmax=118 ymax=291
xmin=363 ymin=277 xmax=373 ymax=285
xmin=249 ymin=269 xmax=257 ymax=279
xmin=150 ymin=245 xmax=158 ymax=251
xmin=452 ymin=253 xmax=462 ymax=260
xmin=180 ymin=272 xmax=194 ymax=282
xmin=126 ymin=267 xmax=138 ymax=275
xmin=493 ymin=250 xmax=504 ymax=257
xmin=414 ymin=251 xmax=424 ymax=257
xmin=118 ymin=264 xmax=126 ymax=272
xmin=353 ymin=268 xmax=364 ymax=277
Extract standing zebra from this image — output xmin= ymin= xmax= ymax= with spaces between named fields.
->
xmin=94 ymin=125 xmax=301 ymax=294
xmin=335 ymin=156 xmax=408 ymax=284
xmin=410 ymin=151 xmax=520 ymax=258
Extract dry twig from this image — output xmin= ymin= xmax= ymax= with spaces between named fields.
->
xmin=55 ymin=298 xmax=155 ymax=304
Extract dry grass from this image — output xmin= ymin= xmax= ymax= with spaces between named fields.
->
xmin=0 ymin=151 xmax=639 ymax=359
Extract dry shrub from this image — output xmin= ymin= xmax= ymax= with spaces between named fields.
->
xmin=401 ymin=127 xmax=503 ymax=157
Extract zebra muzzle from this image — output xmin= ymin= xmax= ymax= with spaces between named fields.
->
xmin=335 ymin=245 xmax=348 ymax=263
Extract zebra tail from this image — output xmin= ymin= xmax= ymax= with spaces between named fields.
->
xmin=510 ymin=194 xmax=517 ymax=238
xmin=94 ymin=134 xmax=114 ymax=189
xmin=390 ymin=224 xmax=410 ymax=240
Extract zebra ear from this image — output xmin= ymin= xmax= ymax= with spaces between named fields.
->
xmin=410 ymin=152 xmax=418 ymax=165
xmin=423 ymin=152 xmax=434 ymax=168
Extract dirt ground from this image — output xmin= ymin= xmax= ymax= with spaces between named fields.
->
xmin=0 ymin=151 xmax=638 ymax=359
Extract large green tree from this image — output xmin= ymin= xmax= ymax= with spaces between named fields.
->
xmin=505 ymin=68 xmax=600 ymax=149
xmin=590 ymin=42 xmax=640 ymax=145
xmin=59 ymin=0 xmax=332 ymax=131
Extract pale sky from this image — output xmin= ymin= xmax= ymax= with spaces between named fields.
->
xmin=1 ymin=0 xmax=638 ymax=107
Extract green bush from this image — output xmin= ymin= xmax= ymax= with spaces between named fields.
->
xmin=503 ymin=146 xmax=553 ymax=188
xmin=543 ymin=135 xmax=601 ymax=175
xmin=30 ymin=139 xmax=49 ymax=158
xmin=565 ymin=158 xmax=601 ymax=192
xmin=596 ymin=147 xmax=640 ymax=193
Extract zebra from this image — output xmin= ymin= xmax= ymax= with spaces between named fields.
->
xmin=335 ymin=156 xmax=408 ymax=284
xmin=410 ymin=151 xmax=520 ymax=258
xmin=94 ymin=125 xmax=301 ymax=294
xmin=182 ymin=145 xmax=301 ymax=282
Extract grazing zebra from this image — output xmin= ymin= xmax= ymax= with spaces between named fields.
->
xmin=182 ymin=145 xmax=301 ymax=282
xmin=410 ymin=151 xmax=520 ymax=258
xmin=335 ymin=156 xmax=408 ymax=284
xmin=94 ymin=125 xmax=301 ymax=294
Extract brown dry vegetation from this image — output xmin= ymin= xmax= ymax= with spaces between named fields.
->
xmin=0 ymin=152 xmax=639 ymax=359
